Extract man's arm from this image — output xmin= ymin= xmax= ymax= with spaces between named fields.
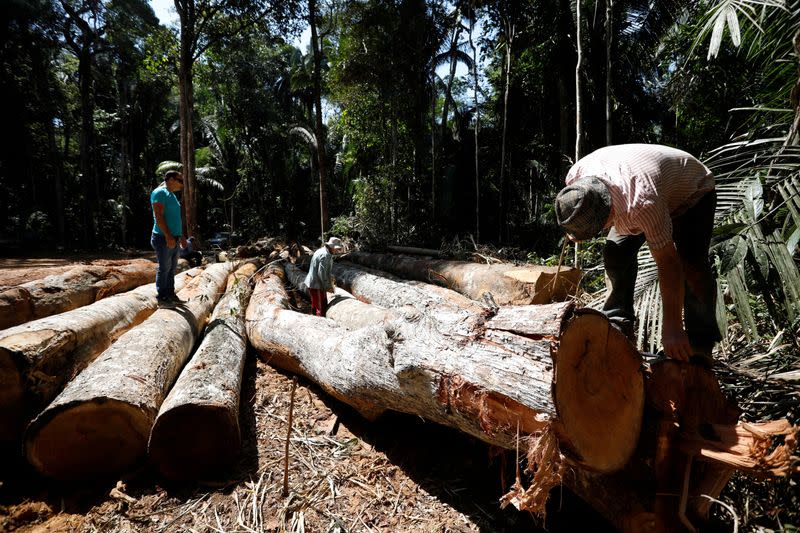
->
xmin=650 ymin=244 xmax=692 ymax=361
xmin=152 ymin=203 xmax=176 ymax=249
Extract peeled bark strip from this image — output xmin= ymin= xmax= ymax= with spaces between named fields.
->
xmin=246 ymin=266 xmax=644 ymax=473
xmin=0 ymin=269 xmax=199 ymax=443
xmin=0 ymin=259 xmax=158 ymax=329
xmin=149 ymin=261 xmax=260 ymax=480
xmin=24 ymin=262 xmax=236 ymax=480
xmin=344 ymin=251 xmax=581 ymax=305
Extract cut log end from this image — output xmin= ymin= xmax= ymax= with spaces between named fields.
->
xmin=0 ymin=348 xmax=23 ymax=442
xmin=555 ymin=312 xmax=644 ymax=473
xmin=149 ymin=404 xmax=241 ymax=481
xmin=25 ymin=400 xmax=151 ymax=480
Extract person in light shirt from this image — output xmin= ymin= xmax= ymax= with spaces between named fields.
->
xmin=304 ymin=237 xmax=344 ymax=317
xmin=554 ymin=144 xmax=720 ymax=363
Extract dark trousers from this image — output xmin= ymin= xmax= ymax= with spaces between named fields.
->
xmin=602 ymin=191 xmax=721 ymax=352
xmin=151 ymin=233 xmax=180 ymax=299
xmin=308 ymin=288 xmax=328 ymax=317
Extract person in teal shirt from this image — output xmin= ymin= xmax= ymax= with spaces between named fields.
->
xmin=150 ymin=170 xmax=186 ymax=304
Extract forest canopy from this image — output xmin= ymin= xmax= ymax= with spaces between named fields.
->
xmin=0 ymin=0 xmax=798 ymax=259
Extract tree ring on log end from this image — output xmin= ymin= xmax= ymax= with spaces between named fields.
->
xmin=554 ymin=312 xmax=644 ymax=473
xmin=25 ymin=400 xmax=151 ymax=480
xmin=0 ymin=349 xmax=23 ymax=442
xmin=149 ymin=404 xmax=240 ymax=481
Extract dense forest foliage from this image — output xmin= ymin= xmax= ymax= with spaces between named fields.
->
xmin=2 ymin=0 xmax=796 ymax=255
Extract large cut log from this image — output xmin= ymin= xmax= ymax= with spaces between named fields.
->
xmin=247 ymin=265 xmax=644 ymax=473
xmin=0 ymin=259 xmax=159 ymax=329
xmin=283 ymin=262 xmax=398 ymax=328
xmin=332 ymin=260 xmax=487 ymax=336
xmin=0 ymin=269 xmax=200 ymax=444
xmin=148 ymin=261 xmax=260 ymax=480
xmin=24 ymin=262 xmax=236 ymax=480
xmin=344 ymin=251 xmax=581 ymax=304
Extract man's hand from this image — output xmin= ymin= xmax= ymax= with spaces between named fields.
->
xmin=179 ymin=236 xmax=188 ymax=249
xmin=166 ymin=235 xmax=177 ymax=249
xmin=662 ymin=327 xmax=692 ymax=361
xmin=650 ymin=243 xmax=691 ymax=362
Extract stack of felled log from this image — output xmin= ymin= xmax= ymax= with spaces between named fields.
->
xmin=1 ymin=255 xmax=263 ymax=482
xmin=246 ymin=249 xmax=798 ymax=533
xmin=1 ymin=243 xmax=797 ymax=533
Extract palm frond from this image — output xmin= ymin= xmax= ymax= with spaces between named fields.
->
xmin=289 ymin=125 xmax=318 ymax=150
xmin=156 ymin=160 xmax=182 ymax=176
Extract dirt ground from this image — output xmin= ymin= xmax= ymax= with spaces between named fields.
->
xmin=0 ymin=255 xmax=614 ymax=533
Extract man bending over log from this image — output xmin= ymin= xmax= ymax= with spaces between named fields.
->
xmin=304 ymin=236 xmax=344 ymax=316
xmin=554 ymin=144 xmax=721 ymax=362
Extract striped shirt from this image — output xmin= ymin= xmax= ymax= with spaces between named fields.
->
xmin=565 ymin=144 xmax=714 ymax=250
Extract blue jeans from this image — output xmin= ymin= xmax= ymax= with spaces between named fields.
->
xmin=151 ymin=233 xmax=180 ymax=298
xmin=602 ymin=191 xmax=721 ymax=352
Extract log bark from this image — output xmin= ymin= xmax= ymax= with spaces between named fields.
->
xmin=148 ymin=261 xmax=260 ymax=480
xmin=24 ymin=262 xmax=236 ymax=480
xmin=0 ymin=268 xmax=200 ymax=444
xmin=246 ymin=265 xmax=644 ymax=473
xmin=333 ymin=260 xmax=487 ymax=337
xmin=343 ymin=251 xmax=581 ymax=305
xmin=283 ymin=262 xmax=398 ymax=328
xmin=385 ymin=245 xmax=443 ymax=257
xmin=0 ymin=258 xmax=158 ymax=329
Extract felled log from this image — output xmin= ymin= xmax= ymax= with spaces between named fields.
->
xmin=148 ymin=261 xmax=260 ymax=480
xmin=247 ymin=265 xmax=644 ymax=473
xmin=235 ymin=237 xmax=277 ymax=259
xmin=0 ymin=269 xmax=200 ymax=444
xmin=0 ymin=259 xmax=158 ymax=329
xmin=332 ymin=260 xmax=487 ymax=337
xmin=386 ymin=245 xmax=443 ymax=257
xmin=24 ymin=262 xmax=236 ymax=480
xmin=283 ymin=262 xmax=398 ymax=328
xmin=343 ymin=251 xmax=581 ymax=305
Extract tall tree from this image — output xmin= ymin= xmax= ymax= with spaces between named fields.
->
xmin=173 ymin=0 xmax=300 ymax=238
xmin=309 ymin=0 xmax=329 ymax=239
xmin=59 ymin=0 xmax=106 ymax=244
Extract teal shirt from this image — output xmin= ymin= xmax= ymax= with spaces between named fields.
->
xmin=304 ymin=247 xmax=334 ymax=290
xmin=150 ymin=185 xmax=182 ymax=237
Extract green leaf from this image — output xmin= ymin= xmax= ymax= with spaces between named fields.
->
xmin=715 ymin=234 xmax=748 ymax=274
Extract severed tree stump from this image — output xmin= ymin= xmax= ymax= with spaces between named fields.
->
xmin=0 ymin=259 xmax=159 ymax=329
xmin=148 ymin=261 xmax=261 ymax=480
xmin=344 ymin=251 xmax=581 ymax=305
xmin=0 ymin=268 xmax=200 ymax=444
xmin=24 ymin=262 xmax=236 ymax=480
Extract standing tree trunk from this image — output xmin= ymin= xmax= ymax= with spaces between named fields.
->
xmin=498 ymin=10 xmax=514 ymax=243
xmin=469 ymin=9 xmax=480 ymax=242
xmin=177 ymin=0 xmax=197 ymax=238
xmin=24 ymin=262 xmax=236 ymax=480
xmin=310 ymin=0 xmax=329 ymax=239
xmin=605 ymin=0 xmax=613 ymax=146
xmin=575 ymin=0 xmax=584 ymax=161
